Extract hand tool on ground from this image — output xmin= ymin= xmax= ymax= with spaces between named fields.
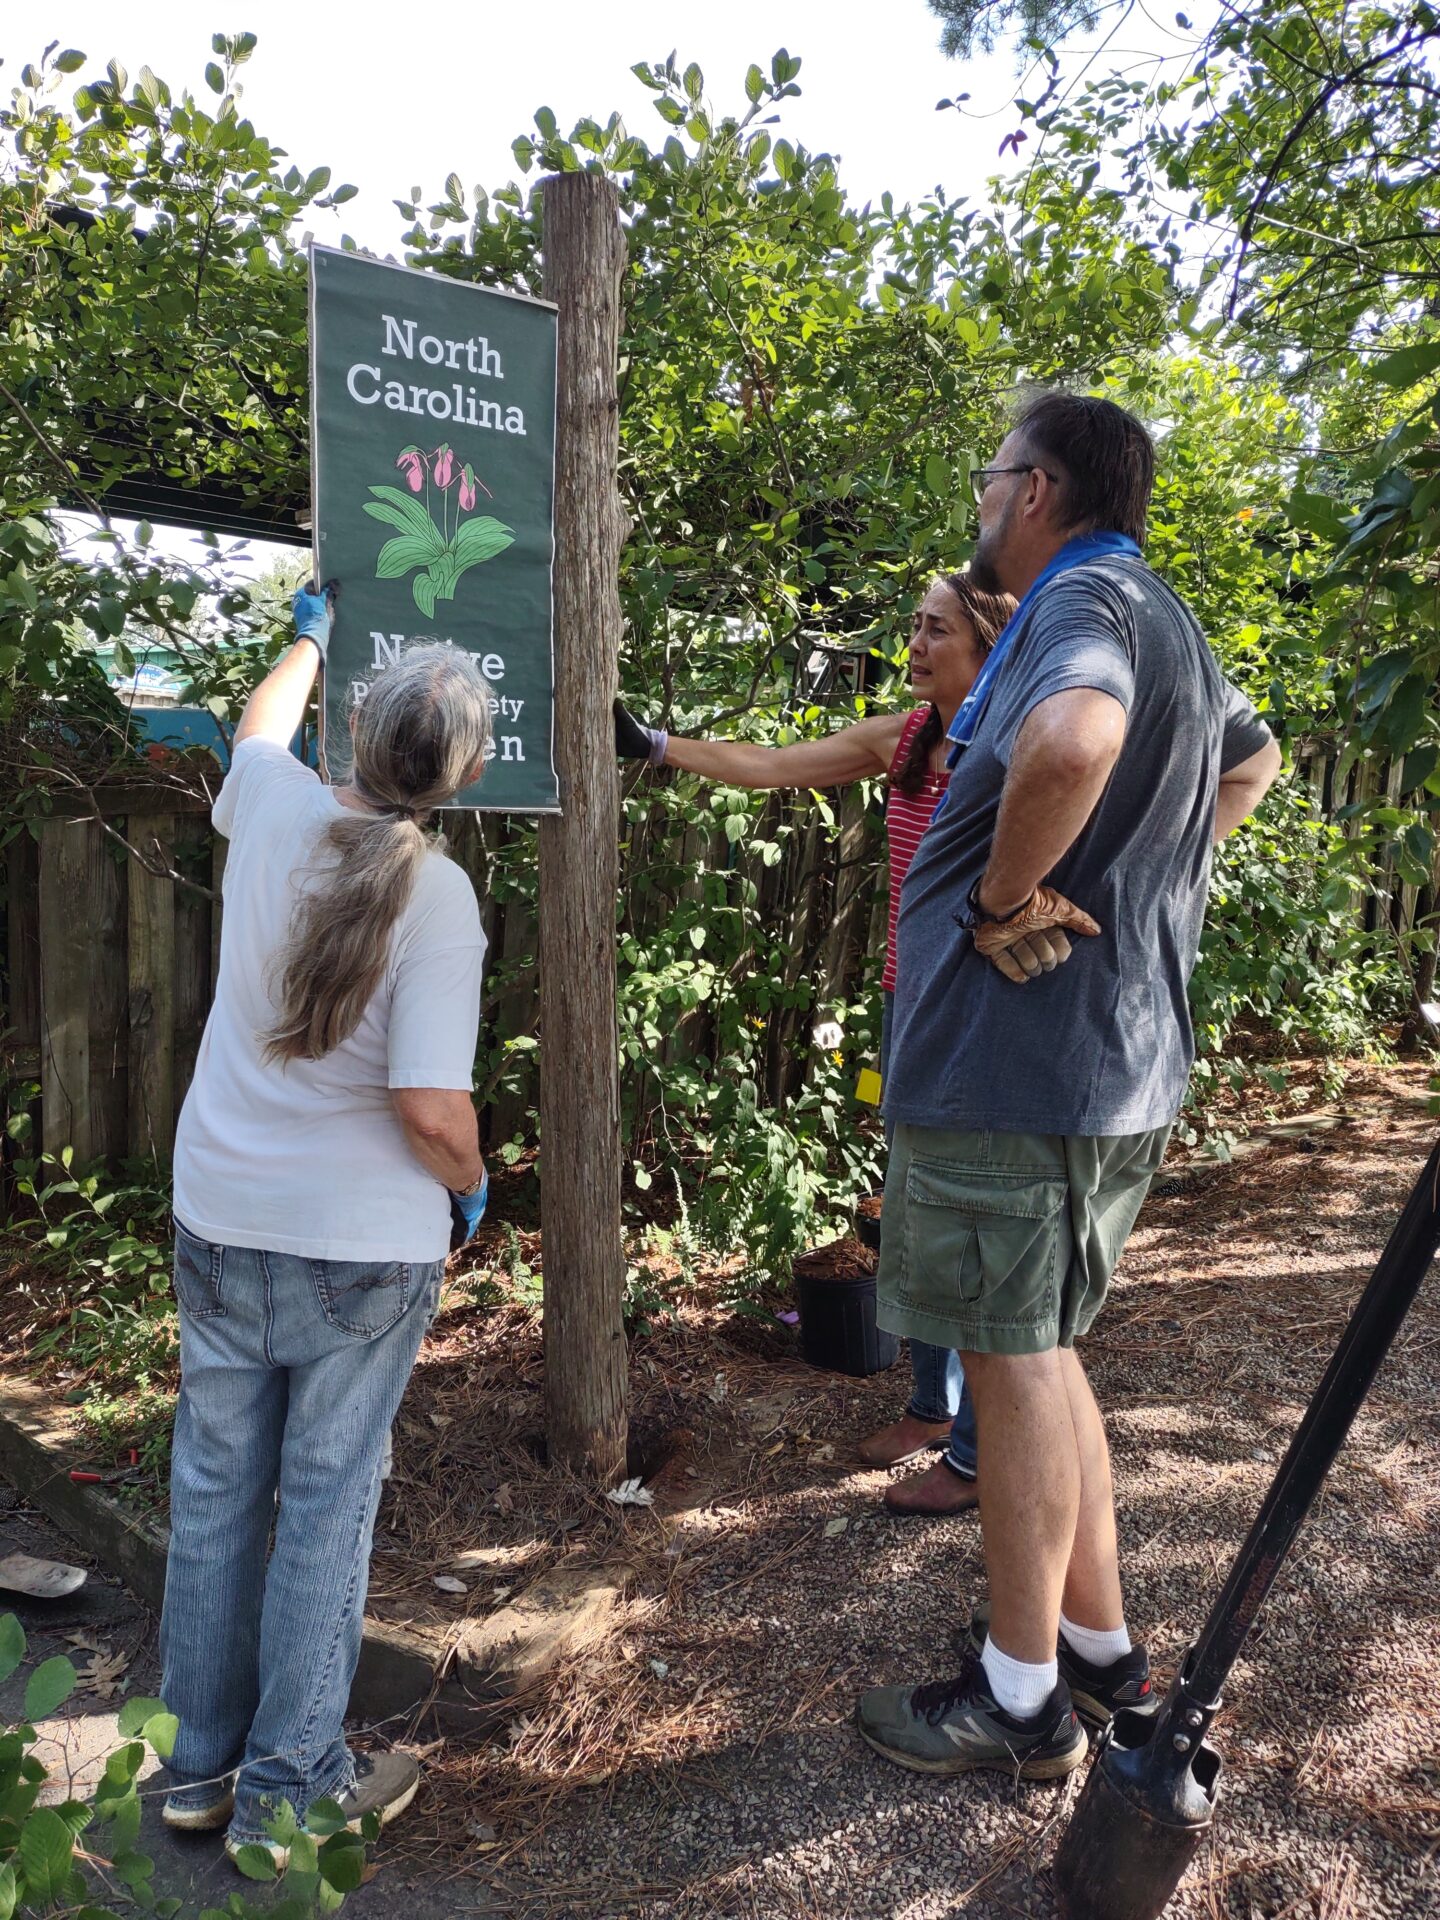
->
xmin=1053 ymin=1128 xmax=1440 ymax=1920
xmin=0 ymin=1551 xmax=87 ymax=1601
xmin=67 ymin=1461 xmax=146 ymax=1489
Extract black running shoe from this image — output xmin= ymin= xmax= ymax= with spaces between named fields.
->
xmin=855 ymin=1649 xmax=1086 ymax=1780
xmin=958 ymin=1602 xmax=1159 ymax=1729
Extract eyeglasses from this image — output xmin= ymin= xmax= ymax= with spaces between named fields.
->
xmin=969 ymin=464 xmax=1059 ymax=503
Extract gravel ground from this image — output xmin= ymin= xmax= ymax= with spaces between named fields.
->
xmin=393 ymin=1066 xmax=1440 ymax=1918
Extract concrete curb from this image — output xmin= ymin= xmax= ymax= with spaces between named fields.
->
xmin=0 ymin=1376 xmax=624 ymax=1731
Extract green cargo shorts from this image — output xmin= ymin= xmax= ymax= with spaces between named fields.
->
xmin=876 ymin=1122 xmax=1171 ymax=1356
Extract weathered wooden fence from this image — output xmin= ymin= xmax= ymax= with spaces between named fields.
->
xmin=0 ymin=800 xmax=536 ymax=1164
xmin=4 ymin=792 xmax=218 ymax=1163
xmin=1 ymin=747 xmax=1432 ymax=1170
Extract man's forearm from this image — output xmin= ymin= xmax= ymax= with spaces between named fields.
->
xmin=1213 ymin=780 xmax=1268 ymax=842
xmin=1213 ymin=740 xmax=1282 ymax=841
xmin=978 ymin=693 xmax=1127 ymax=916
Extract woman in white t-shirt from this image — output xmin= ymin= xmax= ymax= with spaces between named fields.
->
xmin=160 ymin=585 xmax=491 ymax=1864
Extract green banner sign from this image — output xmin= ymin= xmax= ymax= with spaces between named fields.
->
xmin=309 ymin=244 xmax=559 ymax=811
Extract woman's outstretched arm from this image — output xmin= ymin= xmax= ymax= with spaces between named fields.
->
xmin=233 ymin=582 xmax=333 ymax=748
xmin=617 ymin=701 xmax=905 ymax=790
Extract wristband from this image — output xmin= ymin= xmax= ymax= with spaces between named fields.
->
xmin=956 ymin=878 xmax=1034 ymax=933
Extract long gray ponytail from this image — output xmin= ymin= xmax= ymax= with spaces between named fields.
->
xmin=264 ymin=644 xmax=493 ymax=1065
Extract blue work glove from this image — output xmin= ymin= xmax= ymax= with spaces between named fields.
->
xmin=292 ymin=578 xmax=337 ymax=658
xmin=448 ymin=1169 xmax=489 ymax=1252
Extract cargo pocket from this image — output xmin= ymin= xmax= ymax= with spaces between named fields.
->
xmin=310 ymin=1260 xmax=411 ymax=1339
xmin=903 ymin=1159 xmax=1065 ymax=1323
xmin=173 ymin=1220 xmax=226 ymax=1320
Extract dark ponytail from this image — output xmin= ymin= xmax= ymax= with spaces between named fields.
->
xmin=891 ymin=573 xmax=1016 ymax=794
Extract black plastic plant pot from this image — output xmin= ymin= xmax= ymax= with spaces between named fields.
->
xmin=794 ymin=1256 xmax=898 ymax=1378
xmin=854 ymin=1195 xmax=883 ymax=1252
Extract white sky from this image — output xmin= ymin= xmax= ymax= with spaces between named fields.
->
xmin=6 ymin=0 xmax=1200 ymax=574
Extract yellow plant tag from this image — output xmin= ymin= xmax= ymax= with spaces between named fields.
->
xmin=855 ymin=1066 xmax=882 ymax=1107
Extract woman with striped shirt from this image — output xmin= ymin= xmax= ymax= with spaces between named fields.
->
xmin=616 ymin=573 xmax=1015 ymax=1515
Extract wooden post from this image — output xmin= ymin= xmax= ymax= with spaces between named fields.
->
xmin=538 ymin=171 xmax=628 ymax=1483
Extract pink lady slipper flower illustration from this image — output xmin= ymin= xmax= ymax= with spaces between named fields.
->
xmin=395 ymin=446 xmax=427 ymax=493
xmin=457 ymin=463 xmax=493 ymax=512
xmin=432 ymin=443 xmax=457 ymax=489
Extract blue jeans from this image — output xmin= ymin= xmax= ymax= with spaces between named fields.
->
xmin=880 ymin=992 xmax=978 ymax=1479
xmin=160 ymin=1222 xmax=442 ymax=1846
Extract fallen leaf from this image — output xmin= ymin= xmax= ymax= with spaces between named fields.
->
xmin=494 ymin=1483 xmax=515 ymax=1514
xmin=810 ymin=1444 xmax=835 ymax=1463
xmin=76 ymin=1648 xmax=130 ymax=1698
xmin=434 ymin=1575 xmax=468 ymax=1595
xmin=763 ymin=1441 xmax=785 ymax=1458
xmin=823 ymin=1516 xmax=849 ymax=1538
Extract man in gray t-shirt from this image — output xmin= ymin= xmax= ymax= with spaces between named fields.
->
xmin=855 ymin=394 xmax=1279 ymax=1786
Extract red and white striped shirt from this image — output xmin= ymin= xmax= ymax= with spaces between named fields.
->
xmin=882 ymin=707 xmax=949 ymax=992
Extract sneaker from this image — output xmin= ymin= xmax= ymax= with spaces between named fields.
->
xmin=855 ymin=1651 xmax=1086 ymax=1780
xmin=333 ymin=1751 xmax=421 ymax=1832
xmin=959 ymin=1603 xmax=1159 ymax=1729
xmin=163 ymin=1781 xmax=236 ymax=1832
xmin=223 ymin=1753 xmax=421 ymax=1870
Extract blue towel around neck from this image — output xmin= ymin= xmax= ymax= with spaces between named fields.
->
xmin=930 ymin=531 xmax=1142 ymax=820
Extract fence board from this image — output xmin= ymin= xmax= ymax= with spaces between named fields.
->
xmin=172 ymin=815 xmax=213 ymax=1127
xmin=126 ymin=814 xmax=176 ymax=1163
xmin=38 ymin=820 xmax=92 ymax=1159
xmin=86 ymin=829 xmax=128 ymax=1160
xmin=4 ymin=827 xmax=42 ymax=1073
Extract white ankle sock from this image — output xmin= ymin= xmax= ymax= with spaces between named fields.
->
xmin=980 ymin=1636 xmax=1058 ymax=1719
xmin=1060 ymin=1612 xmax=1132 ymax=1665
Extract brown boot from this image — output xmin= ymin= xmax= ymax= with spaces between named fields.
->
xmin=856 ymin=1413 xmax=954 ymax=1468
xmin=884 ymin=1456 xmax=980 ymax=1517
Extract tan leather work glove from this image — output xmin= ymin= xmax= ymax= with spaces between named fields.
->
xmin=972 ymin=886 xmax=1101 ymax=985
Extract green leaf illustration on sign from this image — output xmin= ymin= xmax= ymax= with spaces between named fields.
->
xmin=363 ymin=444 xmax=514 ymax=615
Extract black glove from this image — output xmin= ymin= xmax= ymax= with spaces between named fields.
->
xmin=614 ymin=698 xmax=665 ymax=764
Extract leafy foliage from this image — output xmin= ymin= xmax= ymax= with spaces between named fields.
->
xmin=927 ymin=0 xmax=1098 ymax=58
xmin=937 ymin=0 xmax=1440 ymax=1047
xmin=0 ymin=1611 xmax=362 ymax=1915
xmin=0 ymin=26 xmax=1423 ymax=1286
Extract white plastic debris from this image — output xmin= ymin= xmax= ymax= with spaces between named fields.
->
xmin=606 ymin=1477 xmax=655 ymax=1509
